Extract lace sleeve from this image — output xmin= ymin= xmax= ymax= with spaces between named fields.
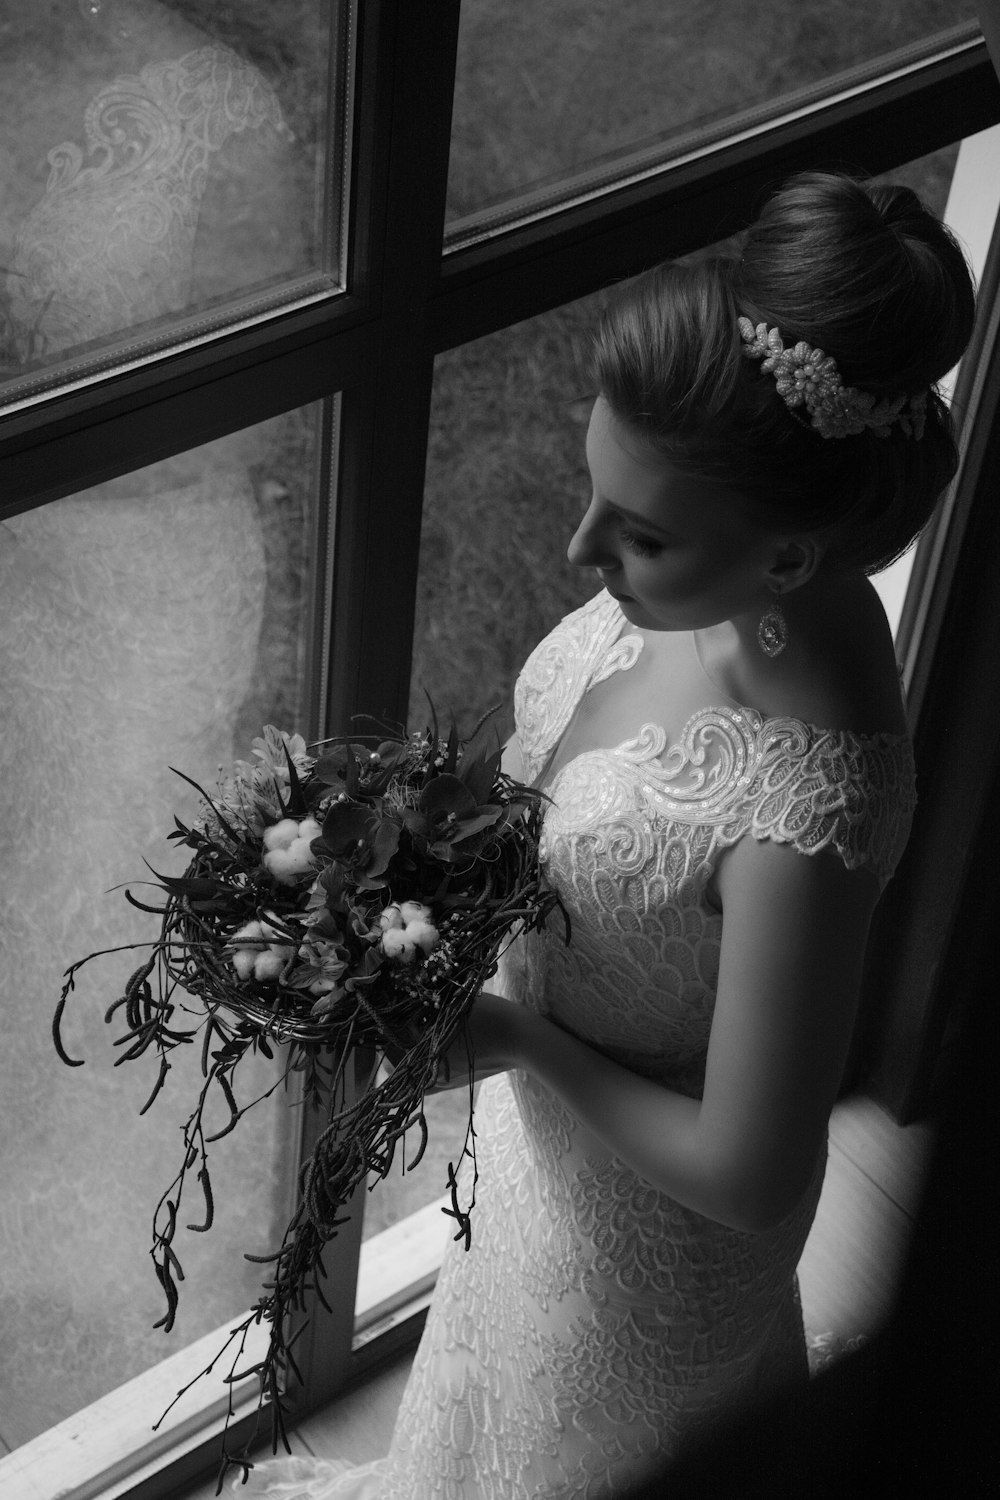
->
xmin=715 ymin=717 xmax=917 ymax=888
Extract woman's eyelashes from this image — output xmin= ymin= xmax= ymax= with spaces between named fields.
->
xmin=619 ymin=526 xmax=662 ymax=557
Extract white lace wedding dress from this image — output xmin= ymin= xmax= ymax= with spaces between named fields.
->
xmin=242 ymin=589 xmax=917 ymax=1499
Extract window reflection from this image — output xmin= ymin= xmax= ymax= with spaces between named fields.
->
xmin=0 ymin=0 xmax=334 ymax=390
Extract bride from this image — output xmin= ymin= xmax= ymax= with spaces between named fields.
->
xmin=238 ymin=172 xmax=974 ymax=1497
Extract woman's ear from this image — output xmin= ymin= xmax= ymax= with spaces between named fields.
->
xmin=766 ymin=536 xmax=824 ymax=595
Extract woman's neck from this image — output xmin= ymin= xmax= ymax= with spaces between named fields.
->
xmin=694 ymin=571 xmax=906 ymax=738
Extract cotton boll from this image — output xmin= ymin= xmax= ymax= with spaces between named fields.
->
xmin=399 ymin=900 xmax=431 ymax=925
xmin=254 ymin=948 xmax=289 ymax=981
xmin=265 ymin=835 xmax=318 ymax=883
xmin=405 ymin=919 xmax=438 ymax=955
xmin=263 ymin=818 xmax=300 ymax=852
xmin=298 ymin=816 xmax=322 ymax=843
xmin=232 ymin=919 xmax=264 ymax=943
xmin=381 ymin=927 xmax=416 ymax=962
xmin=231 ymin=949 xmax=257 ymax=979
xmin=379 ymin=905 xmax=404 ymax=932
xmin=264 ymin=846 xmax=303 ymax=883
xmin=285 ymin=835 xmax=318 ymax=874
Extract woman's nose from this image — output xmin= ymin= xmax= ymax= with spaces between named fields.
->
xmin=567 ymin=499 xmax=616 ymax=570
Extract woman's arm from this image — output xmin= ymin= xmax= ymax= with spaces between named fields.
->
xmin=460 ymin=835 xmax=880 ymax=1232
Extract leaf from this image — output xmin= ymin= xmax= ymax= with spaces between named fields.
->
xmin=143 ymin=867 xmax=229 ymax=901
xmin=282 ymin=740 xmax=309 ymax=818
xmin=124 ymin=889 xmax=170 ymax=915
xmin=168 ymin=766 xmax=243 ymax=845
xmin=455 ymin=708 xmax=504 ymax=803
xmin=457 ymin=739 xmax=502 ymax=805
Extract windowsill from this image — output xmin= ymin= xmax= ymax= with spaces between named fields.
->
xmin=0 ymin=1312 xmax=274 ymax=1500
xmin=0 ymin=1202 xmax=448 ymax=1500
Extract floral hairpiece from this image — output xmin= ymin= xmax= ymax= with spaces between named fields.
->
xmin=737 ymin=316 xmax=926 ymax=441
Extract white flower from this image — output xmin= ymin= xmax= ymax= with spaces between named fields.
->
xmin=251 ymin=726 xmax=311 ymax=777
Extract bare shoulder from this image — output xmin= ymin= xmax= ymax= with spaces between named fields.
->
xmin=740 ymin=572 xmax=908 ymax=739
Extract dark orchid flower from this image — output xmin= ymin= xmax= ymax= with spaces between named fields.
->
xmin=315 ymin=800 xmax=400 ymax=889
xmin=403 ymin=773 xmax=504 ymax=862
xmin=310 ymin=736 xmax=417 ymax=800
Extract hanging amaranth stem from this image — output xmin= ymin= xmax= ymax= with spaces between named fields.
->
xmin=55 ymin=713 xmax=565 ymax=1481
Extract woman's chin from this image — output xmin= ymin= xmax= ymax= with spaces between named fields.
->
xmin=607 ymin=591 xmax=645 ymax=623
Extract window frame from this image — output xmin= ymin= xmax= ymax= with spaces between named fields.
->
xmin=2 ymin=3 xmax=999 ymax=1495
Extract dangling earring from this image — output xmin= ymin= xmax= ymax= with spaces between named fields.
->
xmin=757 ymin=592 xmax=788 ymax=658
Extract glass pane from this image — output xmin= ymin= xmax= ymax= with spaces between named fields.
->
xmin=0 ymin=399 xmax=325 ymax=1447
xmin=361 ymin=143 xmax=961 ymax=1267
xmin=447 ymin=0 xmax=978 ymax=233
xmin=0 ymin=0 xmax=346 ymax=404
xmin=357 ymin=300 xmax=600 ymax=1263
xmin=411 ymin=305 xmax=600 ymax=739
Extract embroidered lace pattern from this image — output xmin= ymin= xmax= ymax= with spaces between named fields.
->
xmin=241 ymin=589 xmax=917 ymax=1499
xmin=9 ymin=47 xmax=290 ymax=355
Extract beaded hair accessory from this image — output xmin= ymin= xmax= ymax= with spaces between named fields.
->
xmin=737 ymin=316 xmax=927 ymax=441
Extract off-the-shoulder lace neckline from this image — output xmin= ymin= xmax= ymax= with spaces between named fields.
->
xmin=540 ymin=594 xmax=912 ymax=797
xmin=543 ymin=702 xmax=914 ymax=804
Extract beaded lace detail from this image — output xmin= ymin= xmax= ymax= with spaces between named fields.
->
xmin=241 ymin=589 xmax=917 ymax=1500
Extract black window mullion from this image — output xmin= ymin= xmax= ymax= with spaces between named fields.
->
xmin=0 ymin=316 xmax=373 ymax=521
xmin=324 ymin=0 xmax=461 ymax=737
xmin=429 ymin=36 xmax=1000 ymax=352
xmin=277 ymin=0 xmax=463 ymax=1432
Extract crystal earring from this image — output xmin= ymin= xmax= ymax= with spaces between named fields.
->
xmin=757 ymin=593 xmax=788 ymax=658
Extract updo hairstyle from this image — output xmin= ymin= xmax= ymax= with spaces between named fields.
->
xmin=592 ymin=173 xmax=976 ymax=573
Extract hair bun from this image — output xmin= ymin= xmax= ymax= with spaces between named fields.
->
xmin=734 ymin=172 xmax=975 ymax=396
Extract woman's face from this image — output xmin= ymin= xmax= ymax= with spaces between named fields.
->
xmin=568 ymin=398 xmax=782 ymax=633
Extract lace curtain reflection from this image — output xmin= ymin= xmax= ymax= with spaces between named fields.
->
xmin=0 ymin=38 xmax=302 ymax=1444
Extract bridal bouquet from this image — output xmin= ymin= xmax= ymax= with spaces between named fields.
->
xmin=54 ymin=713 xmax=559 ymax=1482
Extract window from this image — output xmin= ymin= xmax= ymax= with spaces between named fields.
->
xmin=2 ymin=4 xmax=998 ymax=1496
